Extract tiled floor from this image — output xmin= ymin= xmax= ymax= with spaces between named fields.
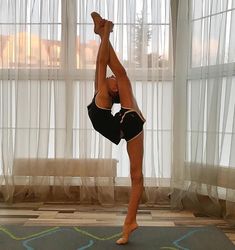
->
xmin=0 ymin=202 xmax=235 ymax=245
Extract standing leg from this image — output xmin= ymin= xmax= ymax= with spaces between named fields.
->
xmin=126 ymin=133 xmax=144 ymax=224
xmin=116 ymin=132 xmax=144 ymax=244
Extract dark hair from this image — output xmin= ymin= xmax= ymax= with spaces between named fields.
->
xmin=112 ymin=94 xmax=120 ymax=104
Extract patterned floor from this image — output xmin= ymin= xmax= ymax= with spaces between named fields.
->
xmin=0 ymin=202 xmax=234 ymax=246
xmin=1 ymin=225 xmax=234 ymax=250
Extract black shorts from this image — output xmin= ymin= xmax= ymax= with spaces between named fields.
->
xmin=116 ymin=108 xmax=145 ymax=142
xmin=88 ymin=95 xmax=145 ymax=144
xmin=87 ymin=99 xmax=121 ymax=145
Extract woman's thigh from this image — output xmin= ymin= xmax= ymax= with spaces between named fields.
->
xmin=127 ymin=132 xmax=144 ymax=173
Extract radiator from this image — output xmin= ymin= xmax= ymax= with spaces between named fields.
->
xmin=13 ymin=158 xmax=117 ymax=177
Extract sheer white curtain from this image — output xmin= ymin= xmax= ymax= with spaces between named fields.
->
xmin=0 ymin=0 xmax=77 ymax=202
xmin=172 ymin=0 xmax=235 ymax=219
xmin=0 ymin=0 xmax=172 ymax=203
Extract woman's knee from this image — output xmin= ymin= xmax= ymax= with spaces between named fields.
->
xmin=130 ymin=170 xmax=143 ymax=184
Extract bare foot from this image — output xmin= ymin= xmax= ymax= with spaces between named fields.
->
xmin=91 ymin=12 xmax=105 ymax=34
xmin=116 ymin=222 xmax=138 ymax=245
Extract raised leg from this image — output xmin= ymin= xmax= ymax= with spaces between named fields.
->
xmin=92 ymin=16 xmax=111 ymax=93
xmin=91 ymin=12 xmax=142 ymax=111
xmin=91 ymin=12 xmax=126 ymax=78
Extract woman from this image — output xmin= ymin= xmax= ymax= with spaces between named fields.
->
xmin=87 ymin=12 xmax=145 ymax=244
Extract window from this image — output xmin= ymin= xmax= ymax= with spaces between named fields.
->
xmin=0 ymin=0 xmax=61 ymax=69
xmin=0 ymin=0 xmax=172 ymax=179
xmin=76 ymin=0 xmax=171 ymax=71
xmin=191 ymin=0 xmax=235 ymax=67
xmin=186 ymin=0 xmax=235 ymax=168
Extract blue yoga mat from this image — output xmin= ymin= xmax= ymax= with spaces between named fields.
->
xmin=0 ymin=225 xmax=234 ymax=250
